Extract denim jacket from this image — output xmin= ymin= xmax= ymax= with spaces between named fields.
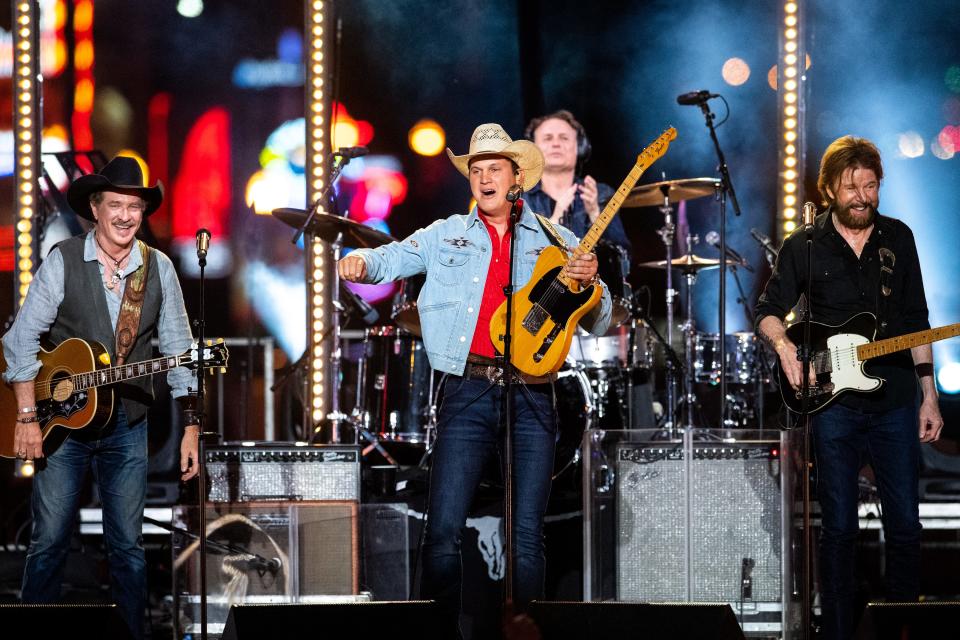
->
xmin=352 ymin=203 xmax=613 ymax=375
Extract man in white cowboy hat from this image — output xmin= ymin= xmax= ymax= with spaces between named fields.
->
xmin=340 ymin=123 xmax=612 ymax=636
xmin=3 ymin=155 xmax=199 ymax=640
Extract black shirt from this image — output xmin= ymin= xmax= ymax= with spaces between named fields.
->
xmin=755 ymin=210 xmax=929 ymax=412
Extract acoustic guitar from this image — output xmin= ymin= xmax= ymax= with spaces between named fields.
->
xmin=777 ymin=312 xmax=960 ymax=414
xmin=0 ymin=337 xmax=229 ymax=458
xmin=490 ymin=127 xmax=677 ymax=376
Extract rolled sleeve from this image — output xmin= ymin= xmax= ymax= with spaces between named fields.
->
xmin=754 ymin=238 xmax=800 ymax=329
xmin=2 ymin=248 xmax=66 ymax=383
xmin=155 ymin=253 xmax=196 ymax=398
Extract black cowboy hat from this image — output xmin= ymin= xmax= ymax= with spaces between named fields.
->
xmin=67 ymin=156 xmax=164 ymax=221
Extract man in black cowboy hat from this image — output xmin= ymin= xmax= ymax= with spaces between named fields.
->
xmin=2 ymin=155 xmax=199 ymax=640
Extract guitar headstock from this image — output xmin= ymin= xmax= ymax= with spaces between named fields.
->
xmin=636 ymin=127 xmax=678 ymax=166
xmin=185 ymin=339 xmax=230 ymax=373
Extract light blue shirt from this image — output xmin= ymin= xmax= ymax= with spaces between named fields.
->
xmin=352 ymin=203 xmax=613 ymax=375
xmin=2 ymin=231 xmax=196 ymax=397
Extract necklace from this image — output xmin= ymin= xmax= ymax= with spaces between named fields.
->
xmin=95 ymin=233 xmax=134 ymax=290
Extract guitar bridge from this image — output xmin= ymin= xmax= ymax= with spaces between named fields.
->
xmin=522 ymin=304 xmax=549 ymax=333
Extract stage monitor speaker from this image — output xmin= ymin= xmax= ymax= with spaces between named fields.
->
xmin=854 ymin=601 xmax=960 ymax=639
xmin=527 ymin=601 xmax=745 ymax=639
xmin=222 ymin=601 xmax=445 ymax=640
xmin=0 ymin=604 xmax=133 ymax=638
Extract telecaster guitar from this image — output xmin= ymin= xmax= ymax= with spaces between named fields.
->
xmin=0 ymin=337 xmax=229 ymax=458
xmin=778 ymin=312 xmax=960 ymax=414
xmin=490 ymin=127 xmax=678 ymax=376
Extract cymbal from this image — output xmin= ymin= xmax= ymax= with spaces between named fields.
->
xmin=622 ymin=177 xmax=721 ymax=208
xmin=272 ymin=208 xmax=396 ymax=248
xmin=638 ymin=253 xmax=740 ymax=273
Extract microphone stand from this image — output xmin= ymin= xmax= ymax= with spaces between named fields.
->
xmin=501 ymin=189 xmax=523 ymax=606
xmin=799 ymin=208 xmax=816 ymax=640
xmin=695 ymin=96 xmax=742 ymax=429
xmin=193 ymin=236 xmax=213 ymax=640
xmin=290 ymin=153 xmax=349 ymax=246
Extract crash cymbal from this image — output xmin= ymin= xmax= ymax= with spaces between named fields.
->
xmin=638 ymin=253 xmax=740 ymax=273
xmin=272 ymin=208 xmax=396 ymax=248
xmin=622 ymin=177 xmax=721 ymax=208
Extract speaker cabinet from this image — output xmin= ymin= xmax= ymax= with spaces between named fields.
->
xmin=221 ymin=601 xmax=444 ymax=640
xmin=854 ymin=601 xmax=960 ymax=639
xmin=527 ymin=601 xmax=745 ymax=640
xmin=0 ymin=604 xmax=132 ymax=638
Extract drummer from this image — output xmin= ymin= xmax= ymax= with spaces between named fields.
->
xmin=523 ymin=110 xmax=632 ymax=255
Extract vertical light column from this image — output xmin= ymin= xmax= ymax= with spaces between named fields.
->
xmin=13 ymin=1 xmax=42 ymax=308
xmin=778 ymin=1 xmax=805 ymax=238
xmin=304 ymin=1 xmax=330 ymax=433
xmin=71 ymin=0 xmax=95 ymax=150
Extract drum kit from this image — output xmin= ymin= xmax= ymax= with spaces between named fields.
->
xmin=271 ymin=176 xmax=775 ymax=469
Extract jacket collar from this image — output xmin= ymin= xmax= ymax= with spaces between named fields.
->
xmin=466 ymin=202 xmax=541 ymax=232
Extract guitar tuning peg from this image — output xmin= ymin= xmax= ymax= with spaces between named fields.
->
xmin=216 ymin=337 xmax=224 ymax=344
xmin=220 ymin=367 xmax=227 ymax=374
xmin=206 ymin=339 xmax=213 ymax=346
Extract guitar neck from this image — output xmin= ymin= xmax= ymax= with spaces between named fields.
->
xmin=857 ymin=323 xmax=960 ymax=361
xmin=41 ymin=353 xmax=187 ymax=397
xmin=577 ymin=160 xmax=648 ymax=256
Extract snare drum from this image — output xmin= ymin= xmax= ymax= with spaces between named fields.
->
xmin=391 ymin=274 xmax=425 ymax=336
xmin=595 ymin=241 xmax=632 ymax=327
xmin=359 ymin=326 xmax=432 ymax=442
xmin=692 ymin=331 xmax=762 ymax=385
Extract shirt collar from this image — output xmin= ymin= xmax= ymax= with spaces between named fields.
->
xmin=83 ymin=229 xmax=144 ymax=271
xmin=467 ymin=202 xmax=540 ymax=231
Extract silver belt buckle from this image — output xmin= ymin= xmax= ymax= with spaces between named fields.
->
xmin=488 ymin=366 xmax=505 ymax=386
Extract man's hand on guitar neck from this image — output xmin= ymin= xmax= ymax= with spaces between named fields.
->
xmin=563 ymin=251 xmax=598 ymax=284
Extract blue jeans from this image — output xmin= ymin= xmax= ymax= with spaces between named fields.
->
xmin=421 ymin=377 xmax=556 ymax=637
xmin=812 ymin=402 xmax=921 ymax=640
xmin=21 ymin=407 xmax=148 ymax=640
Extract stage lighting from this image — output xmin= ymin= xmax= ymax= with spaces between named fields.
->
xmin=409 ymin=119 xmax=446 ymax=156
xmin=938 ymin=362 xmax=960 ymax=394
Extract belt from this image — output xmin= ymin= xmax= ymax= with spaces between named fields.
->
xmin=462 ymin=362 xmax=557 ymax=386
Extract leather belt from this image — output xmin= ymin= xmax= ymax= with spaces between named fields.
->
xmin=462 ymin=362 xmax=556 ymax=386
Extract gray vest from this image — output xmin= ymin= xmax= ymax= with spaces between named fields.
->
xmin=47 ymin=235 xmax=162 ymax=425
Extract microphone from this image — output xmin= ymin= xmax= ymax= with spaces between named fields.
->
xmin=196 ymin=228 xmax=211 ymax=262
xmin=750 ymin=227 xmax=779 ymax=264
xmin=506 ymin=184 xmax=523 ymax=203
xmin=339 ymin=282 xmax=379 ymax=325
xmin=803 ymin=201 xmax=817 ymax=232
xmin=704 ymin=230 xmax=752 ymax=272
xmin=676 ymin=89 xmax=719 ymax=105
xmin=334 ymin=146 xmax=369 ymax=159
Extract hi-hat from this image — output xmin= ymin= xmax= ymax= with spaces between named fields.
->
xmin=623 ymin=177 xmax=721 ymax=208
xmin=272 ymin=208 xmax=396 ymax=248
xmin=638 ymin=253 xmax=740 ymax=273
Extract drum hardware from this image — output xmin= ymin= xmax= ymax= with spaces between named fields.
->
xmin=272 ymin=208 xmax=397 ymax=249
xmin=621 ymin=177 xmax=721 ymax=208
xmin=391 ymin=274 xmax=425 ymax=336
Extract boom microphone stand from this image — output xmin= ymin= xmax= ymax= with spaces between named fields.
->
xmin=501 ymin=184 xmax=523 ymax=605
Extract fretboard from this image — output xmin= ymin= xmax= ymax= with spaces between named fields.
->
xmin=857 ymin=323 xmax=960 ymax=361
xmin=73 ymin=354 xmax=185 ymax=391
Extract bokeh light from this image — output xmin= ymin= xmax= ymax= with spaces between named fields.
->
xmin=722 ymin=57 xmax=750 ymax=86
xmin=408 ymin=119 xmax=446 ymax=156
xmin=946 ymin=65 xmax=960 ymax=93
xmin=897 ymin=131 xmax=924 ymax=158
xmin=937 ymin=361 xmax=960 ymax=394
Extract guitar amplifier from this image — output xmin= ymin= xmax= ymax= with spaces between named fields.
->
xmin=205 ymin=443 xmax=360 ymax=503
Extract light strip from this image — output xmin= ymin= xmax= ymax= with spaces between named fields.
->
xmin=13 ymin=0 xmax=41 ymax=308
xmin=778 ymin=1 xmax=804 ymax=237
xmin=304 ymin=1 xmax=329 ymax=433
xmin=71 ymin=0 xmax=94 ymax=150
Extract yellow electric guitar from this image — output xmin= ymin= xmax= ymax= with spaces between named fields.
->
xmin=490 ymin=127 xmax=678 ymax=376
xmin=0 ymin=337 xmax=229 ymax=458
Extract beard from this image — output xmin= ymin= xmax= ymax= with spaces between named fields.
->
xmin=834 ymin=201 xmax=877 ymax=230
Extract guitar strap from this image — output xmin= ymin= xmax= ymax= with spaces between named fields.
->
xmin=114 ymin=240 xmax=151 ymax=366
xmin=876 ymin=237 xmax=895 ymax=338
xmin=534 ymin=214 xmax=571 ymax=252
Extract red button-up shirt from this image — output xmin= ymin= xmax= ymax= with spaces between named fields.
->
xmin=469 ymin=214 xmax=511 ymax=359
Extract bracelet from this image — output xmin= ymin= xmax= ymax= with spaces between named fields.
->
xmin=17 ymin=416 xmax=39 ymax=424
xmin=17 ymin=406 xmax=37 ymax=414
xmin=915 ymin=362 xmax=935 ymax=378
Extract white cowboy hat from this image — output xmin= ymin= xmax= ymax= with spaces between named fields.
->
xmin=446 ymin=123 xmax=543 ymax=191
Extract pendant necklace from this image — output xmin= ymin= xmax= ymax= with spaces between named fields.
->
xmin=95 ymin=233 xmax=133 ymax=290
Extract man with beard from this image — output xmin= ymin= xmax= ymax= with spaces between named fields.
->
xmin=755 ymin=136 xmax=943 ymax=639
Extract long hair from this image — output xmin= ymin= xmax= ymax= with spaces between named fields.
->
xmin=817 ymin=136 xmax=883 ymax=206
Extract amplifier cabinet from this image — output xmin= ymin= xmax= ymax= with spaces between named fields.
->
xmin=205 ymin=442 xmax=360 ymax=502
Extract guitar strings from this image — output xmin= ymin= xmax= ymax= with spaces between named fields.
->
xmin=32 ymin=354 xmax=180 ymax=395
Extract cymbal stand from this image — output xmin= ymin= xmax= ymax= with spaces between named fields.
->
xmin=656 ymin=189 xmax=679 ymax=435
xmin=323 ymin=231 xmax=346 ymax=443
xmin=679 ymin=254 xmax=700 ymax=430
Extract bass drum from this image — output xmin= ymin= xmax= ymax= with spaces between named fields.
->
xmin=553 ymin=368 xmax=593 ymax=480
